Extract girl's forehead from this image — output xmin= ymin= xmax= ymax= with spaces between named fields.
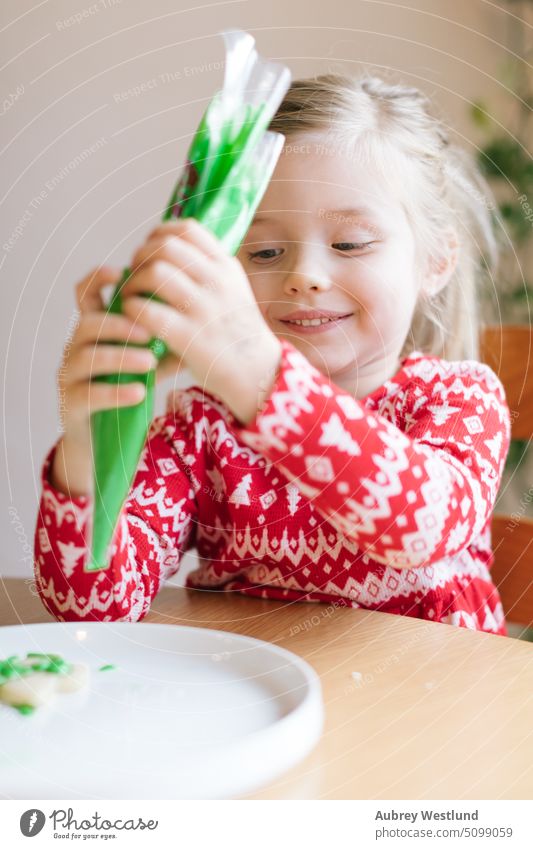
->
xmin=261 ymin=140 xmax=405 ymax=218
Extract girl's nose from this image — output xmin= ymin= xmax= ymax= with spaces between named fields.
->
xmin=283 ymin=265 xmax=332 ymax=295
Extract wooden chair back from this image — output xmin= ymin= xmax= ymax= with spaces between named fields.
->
xmin=479 ymin=325 xmax=533 ymax=629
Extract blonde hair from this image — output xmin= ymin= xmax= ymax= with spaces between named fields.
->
xmin=267 ymin=74 xmax=499 ymax=361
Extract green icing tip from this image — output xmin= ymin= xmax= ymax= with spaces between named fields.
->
xmin=15 ymin=704 xmax=36 ymax=716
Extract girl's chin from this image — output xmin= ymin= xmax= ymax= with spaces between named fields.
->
xmin=277 ymin=329 xmax=356 ymax=353
xmin=277 ymin=327 xmax=350 ymax=341
xmin=279 ymin=336 xmax=358 ymax=370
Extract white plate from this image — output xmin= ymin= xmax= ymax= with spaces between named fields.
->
xmin=0 ymin=622 xmax=324 ymax=799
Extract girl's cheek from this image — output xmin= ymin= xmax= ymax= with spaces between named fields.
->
xmin=247 ymin=278 xmax=272 ymax=311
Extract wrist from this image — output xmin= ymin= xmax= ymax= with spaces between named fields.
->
xmin=228 ymin=334 xmax=282 ymax=426
xmin=50 ymin=427 xmax=93 ymax=498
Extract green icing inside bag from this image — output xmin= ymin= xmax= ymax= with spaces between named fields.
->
xmin=87 ymin=30 xmax=290 ymax=571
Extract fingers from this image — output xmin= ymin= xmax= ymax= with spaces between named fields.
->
xmin=120 ymin=259 xmax=198 ymax=307
xmin=60 ymin=344 xmax=157 ymax=387
xmin=61 ymin=271 xmax=159 ymax=427
xmin=121 ymin=289 xmax=185 ymax=342
xmin=128 ymin=234 xmax=215 ymax=288
xmin=146 ymin=217 xmax=229 ymax=263
xmin=74 ymin=311 xmax=152 ymax=346
xmin=65 ymin=380 xmax=148 ymax=419
xmin=75 ymin=266 xmax=123 ymax=315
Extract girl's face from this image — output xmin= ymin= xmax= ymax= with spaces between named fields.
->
xmin=237 ymin=137 xmax=422 ymax=398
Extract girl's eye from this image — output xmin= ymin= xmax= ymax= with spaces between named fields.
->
xmin=246 ymin=242 xmax=376 ymax=262
xmin=247 ymin=248 xmax=283 ymax=262
xmin=332 ymin=242 xmax=374 ymax=252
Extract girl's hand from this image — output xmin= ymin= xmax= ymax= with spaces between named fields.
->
xmin=58 ymin=265 xmax=177 ymax=438
xmin=54 ymin=264 xmax=168 ymax=497
xmin=120 ymin=218 xmax=282 ymax=425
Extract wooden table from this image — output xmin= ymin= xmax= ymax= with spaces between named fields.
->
xmin=2 ymin=576 xmax=533 ymax=799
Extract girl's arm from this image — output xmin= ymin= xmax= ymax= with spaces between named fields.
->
xmin=234 ymin=339 xmax=512 ymax=570
xmin=33 ymin=412 xmax=199 ymax=621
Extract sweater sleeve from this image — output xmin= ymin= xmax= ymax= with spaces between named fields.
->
xmin=233 ymin=339 xmax=512 ymax=569
xmin=33 ymin=412 xmax=198 ymax=621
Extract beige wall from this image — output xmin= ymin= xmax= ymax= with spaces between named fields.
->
xmin=2 ymin=0 xmax=511 ymax=577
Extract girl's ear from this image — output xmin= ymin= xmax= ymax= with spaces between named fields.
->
xmin=422 ymin=228 xmax=459 ymax=296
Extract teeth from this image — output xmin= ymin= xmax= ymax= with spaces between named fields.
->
xmin=287 ymin=317 xmax=339 ymax=326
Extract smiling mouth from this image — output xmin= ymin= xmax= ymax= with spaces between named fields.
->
xmin=280 ymin=314 xmax=353 ymax=327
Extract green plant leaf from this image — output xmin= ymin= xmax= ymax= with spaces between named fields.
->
xmin=499 ymin=201 xmax=533 ymax=241
xmin=478 ymin=139 xmax=528 ymax=183
xmin=507 ymin=283 xmax=533 ymax=303
xmin=470 ymin=100 xmax=492 ymax=128
xmin=504 ymin=439 xmax=530 ymax=472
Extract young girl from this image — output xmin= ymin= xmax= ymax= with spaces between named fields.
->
xmin=33 ymin=74 xmax=511 ymax=635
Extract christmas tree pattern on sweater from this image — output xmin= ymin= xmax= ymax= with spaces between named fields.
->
xmin=33 ymin=338 xmax=511 ymax=635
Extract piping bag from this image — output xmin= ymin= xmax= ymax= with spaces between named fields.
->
xmin=86 ymin=29 xmax=290 ymax=571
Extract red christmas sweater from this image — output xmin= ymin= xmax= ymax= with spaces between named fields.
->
xmin=33 ymin=338 xmax=512 ymax=635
